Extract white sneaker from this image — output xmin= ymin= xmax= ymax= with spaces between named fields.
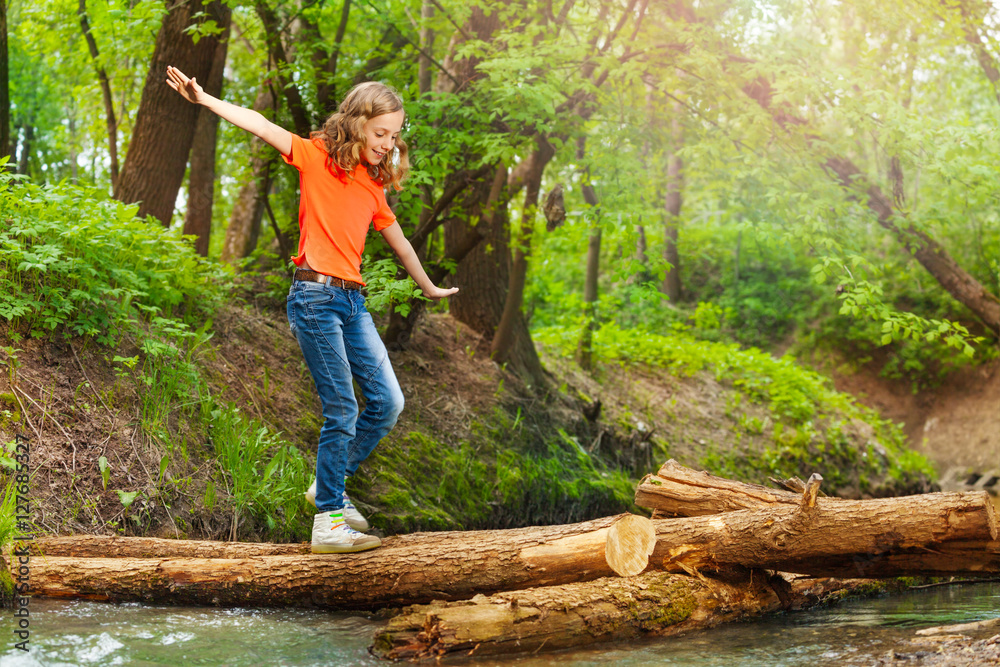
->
xmin=311 ymin=511 xmax=381 ymax=554
xmin=305 ymin=480 xmax=370 ymax=532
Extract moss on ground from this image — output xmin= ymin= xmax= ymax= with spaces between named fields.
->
xmin=353 ymin=408 xmax=636 ymax=535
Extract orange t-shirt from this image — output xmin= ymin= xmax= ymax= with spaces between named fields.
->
xmin=281 ymin=134 xmax=397 ymax=284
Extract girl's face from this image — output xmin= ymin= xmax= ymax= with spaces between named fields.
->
xmin=361 ymin=110 xmax=405 ymax=166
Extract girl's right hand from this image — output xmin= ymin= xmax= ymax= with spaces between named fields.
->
xmin=165 ymin=66 xmax=204 ymax=104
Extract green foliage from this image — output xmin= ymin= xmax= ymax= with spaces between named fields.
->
xmin=361 ymin=258 xmax=426 ymax=317
xmin=98 ymin=456 xmax=110 ymax=490
xmin=535 ymin=321 xmax=934 ymax=494
xmin=0 ymin=177 xmax=227 ymax=346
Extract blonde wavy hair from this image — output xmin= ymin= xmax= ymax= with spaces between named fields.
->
xmin=312 ymin=81 xmax=409 ymax=190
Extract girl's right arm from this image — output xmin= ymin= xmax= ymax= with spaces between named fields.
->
xmin=166 ymin=66 xmax=293 ymax=156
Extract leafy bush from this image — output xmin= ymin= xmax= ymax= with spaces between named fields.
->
xmin=0 ymin=175 xmax=227 ymax=347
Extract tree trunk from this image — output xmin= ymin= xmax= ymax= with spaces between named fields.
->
xmin=315 ymin=0 xmax=351 ymax=113
xmin=438 ymin=2 xmax=544 ymax=385
xmin=955 ymin=0 xmax=1000 ymax=106
xmin=739 ymin=76 xmax=1000 ymax=335
xmin=255 ymin=0 xmax=312 ymax=135
xmin=662 ymin=100 xmax=683 ymax=302
xmin=383 ymin=196 xmax=492 ymax=349
xmin=491 ymin=139 xmax=556 ymax=379
xmin=577 ymin=137 xmax=601 ymax=371
xmin=13 ymin=516 xmax=622 ymax=609
xmin=630 ymin=223 xmax=649 ymax=284
xmin=182 ymin=21 xmax=231 ymax=256
xmin=371 ymin=570 xmax=884 ymax=661
xmin=78 ymin=0 xmax=118 ymax=190
xmin=824 ymin=155 xmax=1000 ymax=334
xmin=446 ymin=177 xmax=510 ymax=338
xmin=16 ymin=124 xmax=31 ymax=175
xmin=0 ymin=0 xmax=8 ymax=160
xmin=383 ymin=165 xmax=497 ymax=348
xmin=114 ymin=0 xmax=231 ymax=225
xmin=221 ymin=86 xmax=275 ymax=264
xmin=418 ymin=0 xmax=435 ymax=95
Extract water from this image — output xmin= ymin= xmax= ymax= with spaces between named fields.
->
xmin=2 ymin=582 xmax=998 ymax=666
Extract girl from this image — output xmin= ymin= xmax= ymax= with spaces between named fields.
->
xmin=166 ymin=66 xmax=458 ymax=553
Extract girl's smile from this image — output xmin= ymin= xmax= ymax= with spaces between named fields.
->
xmin=362 ymin=110 xmax=405 ymax=166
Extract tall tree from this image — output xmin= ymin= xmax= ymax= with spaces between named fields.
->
xmin=0 ymin=0 xmax=8 ymax=161
xmin=491 ymin=138 xmax=556 ymax=369
xmin=182 ymin=20 xmax=232 ymax=256
xmin=576 ymin=137 xmax=601 ymax=371
xmin=221 ymin=85 xmax=276 ymax=264
xmin=662 ymin=98 xmax=683 ymax=303
xmin=115 ymin=0 xmax=231 ymax=225
xmin=78 ymin=0 xmax=119 ymax=189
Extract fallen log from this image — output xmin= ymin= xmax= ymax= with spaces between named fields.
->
xmin=30 ymin=535 xmax=310 ymax=558
xmin=768 ymin=539 xmax=1000 ymax=578
xmin=647 ymin=490 xmax=998 ymax=577
xmin=635 ymin=459 xmax=824 ymax=516
xmin=371 ymin=569 xmax=886 ymax=661
xmin=633 ymin=461 xmax=1000 ymax=577
xmin=13 ymin=516 xmax=626 ymax=609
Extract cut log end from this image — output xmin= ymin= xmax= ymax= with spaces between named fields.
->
xmin=605 ymin=514 xmax=656 ymax=577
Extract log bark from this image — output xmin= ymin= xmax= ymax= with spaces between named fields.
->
xmin=371 ymin=569 xmax=885 ymax=661
xmin=647 ymin=491 xmax=997 ymax=577
xmin=30 ymin=535 xmax=310 ymax=559
xmin=12 ymin=516 xmax=623 ymax=609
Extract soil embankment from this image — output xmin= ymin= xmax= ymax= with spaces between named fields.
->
xmin=833 ymin=358 xmax=1000 ymax=492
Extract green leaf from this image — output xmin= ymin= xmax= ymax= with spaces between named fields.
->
xmin=116 ymin=490 xmax=140 ymax=508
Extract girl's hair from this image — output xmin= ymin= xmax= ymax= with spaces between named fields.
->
xmin=311 ymin=81 xmax=409 ymax=190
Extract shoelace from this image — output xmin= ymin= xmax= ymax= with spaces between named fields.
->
xmin=328 ymin=513 xmax=361 ymax=536
xmin=342 ymin=492 xmax=357 ymax=511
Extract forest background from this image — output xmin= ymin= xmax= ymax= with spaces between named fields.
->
xmin=0 ymin=0 xmax=997 ymax=544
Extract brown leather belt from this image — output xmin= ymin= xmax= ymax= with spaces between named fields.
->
xmin=293 ymin=269 xmax=364 ymax=291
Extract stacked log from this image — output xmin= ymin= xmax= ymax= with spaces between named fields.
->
xmin=8 ymin=459 xmax=999 ymax=662
xmin=21 ymin=517 xmax=625 ymax=609
xmin=634 ymin=460 xmax=1000 ymax=577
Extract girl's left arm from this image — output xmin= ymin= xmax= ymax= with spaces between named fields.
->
xmin=379 ymin=223 xmax=459 ymax=299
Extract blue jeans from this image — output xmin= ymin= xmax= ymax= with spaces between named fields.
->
xmin=287 ymin=281 xmax=404 ymax=512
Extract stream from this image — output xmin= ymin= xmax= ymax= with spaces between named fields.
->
xmin=2 ymin=581 xmax=998 ymax=666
